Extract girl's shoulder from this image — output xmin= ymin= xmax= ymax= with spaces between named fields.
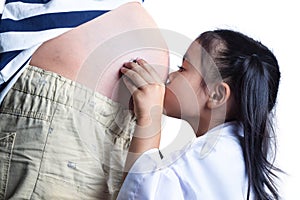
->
xmin=192 ymin=121 xmax=244 ymax=159
xmin=118 ymin=122 xmax=248 ymax=200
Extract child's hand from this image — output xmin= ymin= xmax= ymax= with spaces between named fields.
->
xmin=121 ymin=59 xmax=165 ymax=126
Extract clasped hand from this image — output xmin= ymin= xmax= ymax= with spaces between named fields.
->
xmin=120 ymin=59 xmax=165 ymax=126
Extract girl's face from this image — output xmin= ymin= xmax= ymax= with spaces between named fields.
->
xmin=164 ymin=41 xmax=209 ymax=120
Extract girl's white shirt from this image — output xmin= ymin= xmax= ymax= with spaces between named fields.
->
xmin=117 ymin=121 xmax=251 ymax=200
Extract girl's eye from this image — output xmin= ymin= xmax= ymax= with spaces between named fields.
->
xmin=177 ymin=65 xmax=185 ymax=72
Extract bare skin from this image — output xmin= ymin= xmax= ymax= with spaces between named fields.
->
xmin=30 ymin=2 xmax=169 ymax=107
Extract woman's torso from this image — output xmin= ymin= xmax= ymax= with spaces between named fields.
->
xmin=30 ymin=2 xmax=169 ymax=106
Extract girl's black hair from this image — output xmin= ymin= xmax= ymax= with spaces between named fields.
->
xmin=196 ymin=29 xmax=281 ymax=200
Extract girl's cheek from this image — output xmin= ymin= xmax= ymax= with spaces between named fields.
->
xmin=163 ymin=86 xmax=181 ymax=117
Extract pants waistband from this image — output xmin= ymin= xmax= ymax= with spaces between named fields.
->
xmin=1 ymin=65 xmax=136 ymax=138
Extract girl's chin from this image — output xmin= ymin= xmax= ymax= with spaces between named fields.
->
xmin=162 ymin=106 xmax=181 ymax=119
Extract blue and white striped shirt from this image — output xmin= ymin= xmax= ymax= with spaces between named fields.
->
xmin=0 ymin=0 xmax=143 ymax=103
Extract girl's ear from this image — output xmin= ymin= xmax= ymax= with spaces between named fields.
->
xmin=206 ymin=82 xmax=231 ymax=109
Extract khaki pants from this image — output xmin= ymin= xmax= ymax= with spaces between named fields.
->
xmin=0 ymin=65 xmax=135 ymax=199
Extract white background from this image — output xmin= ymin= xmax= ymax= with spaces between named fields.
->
xmin=0 ymin=0 xmax=297 ymax=198
xmin=143 ymin=0 xmax=299 ymax=199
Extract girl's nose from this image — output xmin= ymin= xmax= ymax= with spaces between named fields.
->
xmin=168 ymin=71 xmax=176 ymax=81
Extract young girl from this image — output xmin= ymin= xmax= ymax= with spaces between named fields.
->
xmin=118 ymin=29 xmax=281 ymax=199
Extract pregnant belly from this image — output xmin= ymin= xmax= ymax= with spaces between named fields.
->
xmin=30 ymin=2 xmax=169 ymax=106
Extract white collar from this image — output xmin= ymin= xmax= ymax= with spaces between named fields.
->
xmin=192 ymin=121 xmax=243 ymax=159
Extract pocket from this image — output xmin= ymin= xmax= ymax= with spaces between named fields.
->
xmin=0 ymin=132 xmax=16 ymax=200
